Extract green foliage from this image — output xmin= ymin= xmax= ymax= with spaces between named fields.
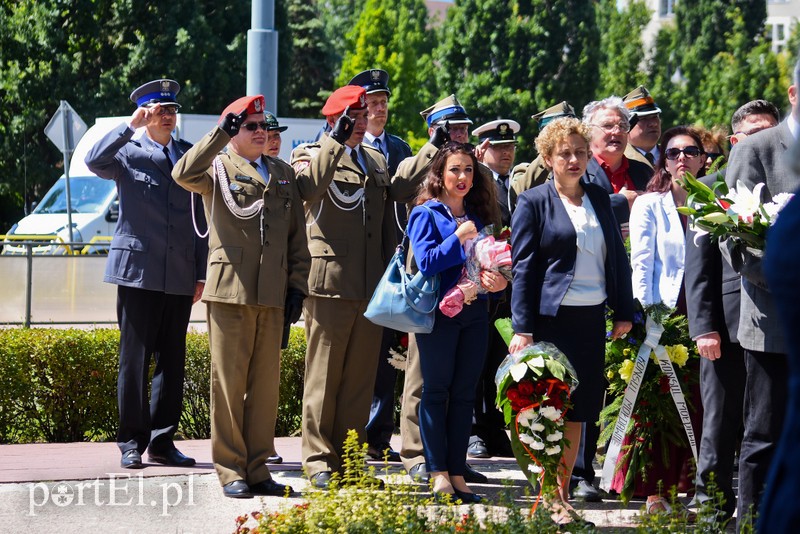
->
xmin=281 ymin=0 xmax=338 ymax=117
xmin=435 ymin=0 xmax=600 ymax=158
xmin=244 ymin=429 xmax=587 ymax=533
xmin=336 ymin=0 xmax=436 ymax=144
xmin=595 ymin=0 xmax=652 ymax=97
xmin=0 ymin=326 xmax=308 ymax=443
xmin=0 ymin=0 xmax=251 ymax=231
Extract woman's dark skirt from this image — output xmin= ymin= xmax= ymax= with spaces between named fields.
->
xmin=532 ymin=303 xmax=606 ymax=423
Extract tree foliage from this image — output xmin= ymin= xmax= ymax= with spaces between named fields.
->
xmin=0 ymin=0 xmax=250 ymax=230
xmin=435 ymin=0 xmax=601 ymax=157
xmin=595 ymin=0 xmax=652 ymax=98
xmin=336 ymin=0 xmax=435 ymax=147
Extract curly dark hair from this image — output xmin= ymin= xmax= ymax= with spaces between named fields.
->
xmin=414 ymin=142 xmax=499 ymax=227
xmin=646 ymin=126 xmax=706 ymax=193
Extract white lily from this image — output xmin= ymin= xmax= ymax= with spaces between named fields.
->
xmin=727 ymin=180 xmax=765 ymax=224
xmin=763 ymin=192 xmax=794 ymax=221
xmin=526 ymin=356 xmax=545 ymax=370
xmin=510 ymin=362 xmax=528 ymax=381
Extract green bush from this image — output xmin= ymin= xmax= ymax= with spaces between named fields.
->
xmin=0 ymin=326 xmax=308 ymax=444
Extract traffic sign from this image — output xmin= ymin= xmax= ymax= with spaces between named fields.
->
xmin=44 ymin=101 xmax=87 ymax=153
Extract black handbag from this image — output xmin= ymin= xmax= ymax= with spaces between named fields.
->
xmin=364 ymin=243 xmax=440 ymax=333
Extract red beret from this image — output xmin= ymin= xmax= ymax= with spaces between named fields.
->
xmin=321 ymin=86 xmax=367 ymax=117
xmin=219 ymin=95 xmax=265 ymax=122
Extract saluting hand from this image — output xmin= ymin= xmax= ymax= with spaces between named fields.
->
xmin=330 ymin=105 xmax=355 ymax=144
xmin=130 ymin=105 xmax=158 ymax=129
xmin=219 ymin=109 xmax=248 ymax=137
xmin=429 ymin=121 xmax=451 ymax=149
xmin=474 ymin=139 xmax=491 ymax=162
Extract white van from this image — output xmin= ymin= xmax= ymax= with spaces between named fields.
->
xmin=1 ymin=114 xmax=323 ymax=254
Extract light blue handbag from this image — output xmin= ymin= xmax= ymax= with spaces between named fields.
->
xmin=364 ymin=243 xmax=440 ymax=333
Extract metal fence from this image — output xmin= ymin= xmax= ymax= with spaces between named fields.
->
xmin=0 ymin=241 xmax=206 ymax=327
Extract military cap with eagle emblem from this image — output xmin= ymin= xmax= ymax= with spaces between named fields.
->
xmin=472 ymin=119 xmax=520 ymax=144
xmin=129 ymin=79 xmax=182 ymax=108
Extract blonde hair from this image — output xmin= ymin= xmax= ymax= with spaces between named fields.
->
xmin=535 ymin=117 xmax=591 ymax=162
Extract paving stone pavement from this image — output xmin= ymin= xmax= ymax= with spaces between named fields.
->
xmin=0 ymin=437 xmax=689 ymax=533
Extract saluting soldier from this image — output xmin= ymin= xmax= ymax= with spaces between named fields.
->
xmin=291 ymin=85 xmax=423 ymax=490
xmin=509 ymin=101 xmax=577 ymax=202
xmin=348 ymin=68 xmax=412 ymax=463
xmin=397 ymin=95 xmax=497 ymax=485
xmin=173 ymin=95 xmax=310 ymax=499
xmin=85 ymin=79 xmax=207 ymax=471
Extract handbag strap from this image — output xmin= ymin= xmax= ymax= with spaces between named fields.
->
xmin=400 ymin=204 xmax=440 ymax=314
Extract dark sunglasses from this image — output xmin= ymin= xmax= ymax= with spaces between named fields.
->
xmin=706 ymin=152 xmax=724 ymax=161
xmin=664 ymin=146 xmax=702 ymax=160
xmin=243 ymin=121 xmax=269 ymax=131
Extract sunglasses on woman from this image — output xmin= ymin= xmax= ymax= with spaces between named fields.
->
xmin=243 ymin=121 xmax=270 ymax=131
xmin=664 ymin=146 xmax=702 ymax=160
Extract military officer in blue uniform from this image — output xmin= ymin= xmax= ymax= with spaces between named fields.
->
xmin=85 ymin=79 xmax=208 ymax=469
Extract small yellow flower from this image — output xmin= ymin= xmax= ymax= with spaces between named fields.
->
xmin=623 ymin=348 xmax=631 ymax=356
xmin=619 ymin=360 xmax=634 ymax=383
xmin=665 ymin=344 xmax=690 ymax=367
xmin=607 ymin=369 xmax=615 ymax=380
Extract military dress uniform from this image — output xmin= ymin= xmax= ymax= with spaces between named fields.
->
xmin=292 ymin=98 xmax=421 ymax=478
xmin=173 ymin=106 xmax=310 ymax=489
xmin=85 ymin=79 xmax=207 ymax=463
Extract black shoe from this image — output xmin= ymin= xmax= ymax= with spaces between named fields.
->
xmin=408 ymin=462 xmax=430 ymax=483
xmin=310 ymin=471 xmax=332 ymax=490
xmin=222 ymin=480 xmax=253 ymax=499
xmin=467 ymin=438 xmax=490 ymax=459
xmin=266 ymin=454 xmax=283 ymax=464
xmin=250 ymin=478 xmax=294 ymax=496
xmin=148 ymin=447 xmax=196 ymax=467
xmin=120 ymin=449 xmax=144 ymax=469
xmin=488 ymin=440 xmax=514 ymax=458
xmin=367 ymin=443 xmax=401 ymax=462
xmin=454 ymin=489 xmax=483 ymax=504
xmin=571 ymin=479 xmax=602 ymax=502
xmin=463 ymin=464 xmax=488 ymax=484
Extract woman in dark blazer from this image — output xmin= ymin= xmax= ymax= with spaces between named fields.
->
xmin=509 ymin=117 xmax=634 ymax=524
xmin=407 ymin=142 xmax=505 ymax=503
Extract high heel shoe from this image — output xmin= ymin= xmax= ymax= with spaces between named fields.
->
xmin=453 ymin=489 xmax=483 ymax=504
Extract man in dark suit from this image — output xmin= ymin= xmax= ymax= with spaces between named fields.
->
xmin=85 ymin=79 xmax=207 ymax=469
xmin=686 ymin=100 xmax=780 ymax=521
xmin=724 ymin=62 xmax=800 ymax=527
xmin=581 ymin=97 xmax=654 ymax=227
xmin=348 ymin=69 xmax=413 ymax=463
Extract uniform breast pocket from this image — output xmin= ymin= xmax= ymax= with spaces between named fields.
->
xmin=276 ymin=186 xmax=293 ymax=219
xmin=131 ymin=169 xmax=160 ymax=200
xmin=229 ymin=180 xmax=262 ymax=209
xmin=206 ymin=246 xmax=243 ymax=299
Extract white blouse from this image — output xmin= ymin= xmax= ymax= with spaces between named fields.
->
xmin=560 ymin=193 xmax=608 ymax=306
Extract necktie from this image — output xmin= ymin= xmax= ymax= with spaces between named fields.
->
xmin=374 ymin=137 xmax=387 ymax=158
xmin=352 ymin=148 xmax=365 ymax=174
xmin=163 ymin=146 xmax=173 ymax=171
xmin=645 ymin=152 xmax=655 ymax=166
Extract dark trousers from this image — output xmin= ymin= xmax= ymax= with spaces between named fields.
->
xmin=696 ymin=341 xmax=745 ymax=518
xmin=572 ymin=420 xmax=601 ymax=485
xmin=737 ymin=349 xmax=788 ymax=527
xmin=366 ymin=328 xmax=399 ymax=447
xmin=116 ymin=285 xmax=193 ymax=454
xmin=471 ymin=296 xmax=512 ymax=450
xmin=417 ymin=302 xmax=488 ymax=475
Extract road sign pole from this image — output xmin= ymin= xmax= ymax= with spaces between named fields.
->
xmin=60 ymin=101 xmax=75 ymax=248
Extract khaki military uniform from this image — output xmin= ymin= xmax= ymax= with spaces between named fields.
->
xmin=173 ymin=127 xmax=310 ymax=487
xmin=510 ymin=155 xmax=550 ymax=199
xmin=292 ymin=134 xmax=423 ymax=476
xmin=625 ymin=143 xmax=654 ymax=171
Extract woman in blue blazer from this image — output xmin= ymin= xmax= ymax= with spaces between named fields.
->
xmin=509 ymin=118 xmax=633 ymax=524
xmin=407 ymin=142 xmax=506 ymax=503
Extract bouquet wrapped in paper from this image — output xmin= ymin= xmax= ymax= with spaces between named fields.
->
xmin=439 ymin=226 xmax=511 ymax=318
xmin=494 ymin=332 xmax=579 ymax=505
